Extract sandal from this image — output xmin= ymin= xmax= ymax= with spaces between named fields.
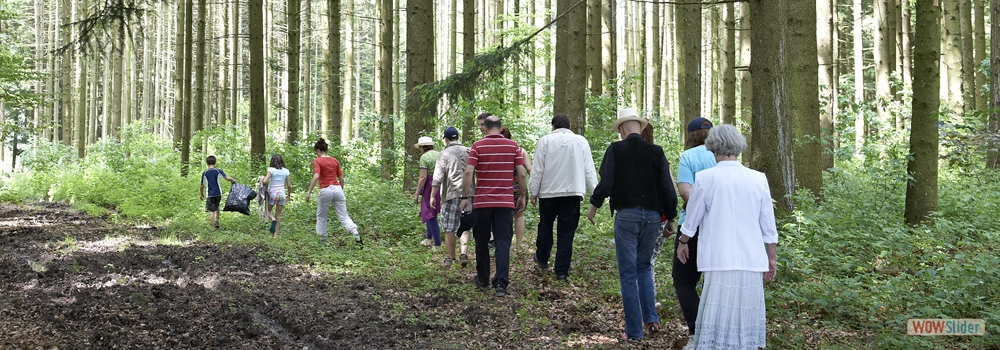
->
xmin=645 ymin=322 xmax=660 ymax=337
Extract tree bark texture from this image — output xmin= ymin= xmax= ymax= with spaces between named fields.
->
xmin=904 ymin=0 xmax=940 ymax=226
xmin=461 ymin=0 xmax=476 ymax=143
xmin=404 ymin=0 xmax=436 ymax=190
xmin=558 ymin=0 xmax=587 ymax=134
xmin=875 ymin=0 xmax=896 ymax=127
xmin=587 ymin=0 xmax=602 ymax=96
xmin=750 ymin=0 xmax=796 ymax=212
xmin=721 ymin=2 xmax=736 ymax=124
xmin=287 ymin=0 xmax=301 ymax=144
xmin=342 ymin=0 xmax=354 ymax=144
xmin=250 ymin=0 xmax=267 ymax=170
xmin=974 ymin=0 xmax=986 ymax=112
xmin=174 ymin=0 xmax=186 ymax=149
xmin=960 ymin=0 xmax=975 ymax=111
xmin=326 ymin=0 xmax=342 ymax=143
xmin=789 ymin=0 xmax=823 ymax=198
xmin=853 ymin=0 xmax=864 ymax=156
xmin=988 ymin=0 xmax=1000 ymax=169
xmin=941 ymin=0 xmax=963 ymax=114
xmin=378 ymin=0 xmax=396 ymax=179
xmin=59 ymin=0 xmax=71 ymax=146
xmin=194 ymin=0 xmax=208 ymax=139
xmin=817 ymin=0 xmax=835 ymax=170
xmin=739 ymin=2 xmax=752 ymax=164
xmin=678 ymin=0 xmax=701 ymax=139
xmin=601 ymin=0 xmax=615 ymax=97
xmin=900 ymin=0 xmax=913 ymax=93
xmin=232 ymin=0 xmax=240 ymax=125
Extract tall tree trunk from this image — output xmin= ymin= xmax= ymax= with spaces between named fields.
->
xmin=960 ymin=0 xmax=976 ymax=111
xmin=818 ymin=0 xmax=835 ymax=170
xmin=180 ymin=0 xmax=195 ymax=174
xmin=750 ymin=0 xmax=795 ymax=212
xmin=461 ymin=0 xmax=476 ymax=143
xmin=250 ymin=0 xmax=266 ymax=170
xmin=88 ymin=42 xmax=99 ymax=145
xmin=941 ymin=0 xmax=963 ymax=114
xmin=75 ymin=0 xmax=89 ymax=158
xmin=900 ymin=0 xmax=913 ymax=93
xmin=988 ymin=0 xmax=1000 ymax=169
xmin=194 ymin=0 xmax=207 ymax=143
xmin=287 ymin=0 xmax=301 ymax=143
xmin=554 ymin=0 xmax=586 ymax=134
xmin=974 ymin=0 xmax=987 ymax=112
xmin=173 ymin=0 xmax=186 ymax=149
xmin=342 ymin=0 xmax=354 ymax=144
xmin=102 ymin=44 xmax=111 ymax=139
xmin=651 ymin=2 xmax=663 ymax=116
xmin=325 ymin=0 xmax=343 ymax=143
xmin=59 ymin=0 xmax=72 ymax=145
xmin=875 ymin=0 xmax=896 ymax=129
xmin=231 ymin=0 xmax=240 ymax=125
xmin=721 ymin=3 xmax=735 ymax=124
xmin=33 ymin=0 xmax=42 ymax=146
xmin=739 ymin=2 xmax=752 ymax=164
xmin=853 ymin=0 xmax=864 ymax=156
xmin=303 ymin=0 xmax=313 ymax=134
xmin=601 ymin=0 xmax=615 ymax=97
xmin=587 ymin=0 xmax=602 ymax=96
xmin=905 ymin=0 xmax=940 ymax=225
xmin=378 ymin=0 xmax=395 ymax=179
xmin=217 ymin=4 xmax=227 ymax=126
xmin=112 ymin=32 xmax=125 ymax=137
xmin=46 ymin=0 xmax=56 ymax=143
xmin=404 ymin=0 xmax=436 ymax=190
xmin=789 ymin=0 xmax=823 ymax=198
xmin=709 ymin=6 xmax=719 ymax=118
xmin=677 ymin=0 xmax=701 ymax=139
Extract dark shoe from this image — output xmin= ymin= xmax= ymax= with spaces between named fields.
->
xmin=495 ymin=287 xmax=507 ymax=297
xmin=556 ymin=274 xmax=568 ymax=282
xmin=459 ymin=254 xmax=469 ymax=267
xmin=442 ymin=257 xmax=455 ymax=268
xmin=472 ymin=276 xmax=489 ymax=290
xmin=320 ymin=236 xmax=327 ymax=245
xmin=533 ymin=253 xmax=549 ymax=270
xmin=269 ymin=220 xmax=277 ymax=233
xmin=356 ymin=236 xmax=364 ymax=248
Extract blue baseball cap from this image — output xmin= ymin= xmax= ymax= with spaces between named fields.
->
xmin=443 ymin=126 xmax=460 ymax=139
xmin=687 ymin=118 xmax=713 ymax=133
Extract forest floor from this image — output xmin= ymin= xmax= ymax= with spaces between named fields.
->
xmin=0 ymin=202 xmax=691 ymax=349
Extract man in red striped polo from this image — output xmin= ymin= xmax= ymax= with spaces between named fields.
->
xmin=460 ymin=113 xmax=528 ymax=297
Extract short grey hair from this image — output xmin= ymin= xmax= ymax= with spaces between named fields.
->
xmin=705 ymin=124 xmax=746 ymax=156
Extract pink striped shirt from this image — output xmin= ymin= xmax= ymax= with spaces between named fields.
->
xmin=467 ymin=134 xmax=524 ymax=209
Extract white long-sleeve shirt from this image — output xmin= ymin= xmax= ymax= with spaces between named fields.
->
xmin=528 ymin=128 xmax=599 ymax=200
xmin=681 ymin=161 xmax=779 ymax=272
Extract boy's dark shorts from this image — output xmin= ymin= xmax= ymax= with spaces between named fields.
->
xmin=205 ymin=196 xmax=222 ymax=212
xmin=457 ymin=211 xmax=474 ymax=234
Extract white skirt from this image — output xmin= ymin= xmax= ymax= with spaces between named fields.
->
xmin=693 ymin=270 xmax=768 ymax=350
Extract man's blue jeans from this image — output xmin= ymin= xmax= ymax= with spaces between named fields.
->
xmin=613 ymin=207 xmax=660 ymax=339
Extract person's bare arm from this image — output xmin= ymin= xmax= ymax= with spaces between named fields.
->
xmin=414 ymin=168 xmax=428 ymax=204
xmin=460 ymin=165 xmax=475 ymax=212
xmin=306 ymin=173 xmax=320 ymax=201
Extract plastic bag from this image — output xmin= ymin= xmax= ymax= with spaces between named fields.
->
xmin=223 ymin=183 xmax=258 ymax=216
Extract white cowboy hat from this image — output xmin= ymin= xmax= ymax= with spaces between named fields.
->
xmin=612 ymin=108 xmax=649 ymax=131
xmin=413 ymin=136 xmax=434 ymax=148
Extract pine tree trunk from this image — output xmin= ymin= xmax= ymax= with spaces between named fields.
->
xmin=75 ymin=0 xmax=89 ymax=158
xmin=709 ymin=6 xmax=719 ymax=118
xmin=59 ymin=0 xmax=72 ymax=146
xmin=721 ymin=3 xmax=735 ymax=124
xmin=974 ymin=0 xmax=987 ymax=112
xmin=250 ymin=0 xmax=267 ymax=170
xmin=180 ymin=0 xmax=195 ymax=174
xmin=553 ymin=0 xmax=569 ymax=114
xmin=601 ymin=0 xmax=615 ymax=97
xmin=554 ymin=0 xmax=586 ymax=134
xmin=988 ymin=0 xmax=1000 ymax=169
xmin=651 ymin=2 xmax=662 ymax=116
xmin=905 ymin=0 xmax=940 ymax=225
xmin=941 ymin=0 xmax=963 ymax=114
xmin=818 ymin=0 xmax=835 ymax=170
xmin=303 ymin=0 xmax=313 ymax=134
xmin=378 ymin=0 xmax=395 ymax=179
xmin=342 ymin=0 xmax=354 ymax=144
xmin=33 ymin=0 xmax=42 ymax=145
xmin=287 ymin=0 xmax=301 ymax=144
xmin=46 ymin=1 xmax=56 ymax=143
xmin=461 ymin=0 xmax=475 ymax=143
xmin=404 ymin=0 xmax=436 ymax=190
xmin=231 ymin=0 xmax=240 ymax=125
xmin=739 ymin=2 xmax=752 ymax=164
xmin=900 ymin=0 xmax=913 ymax=93
xmin=750 ymin=0 xmax=795 ymax=212
xmin=173 ymin=0 xmax=185 ymax=149
xmin=853 ymin=0 xmax=864 ymax=156
xmin=789 ymin=0 xmax=823 ymax=199
xmin=88 ymin=42 xmax=99 ymax=145
xmin=960 ymin=0 xmax=976 ymax=111
xmin=875 ymin=0 xmax=896 ymax=128
xmin=678 ymin=0 xmax=701 ymax=137
xmin=194 ymin=0 xmax=207 ymax=142
xmin=587 ymin=0 xmax=602 ymax=96
xmin=326 ymin=0 xmax=342 ymax=143
xmin=112 ymin=33 xmax=125 ymax=137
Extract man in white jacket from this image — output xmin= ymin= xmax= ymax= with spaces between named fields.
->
xmin=529 ymin=113 xmax=599 ymax=281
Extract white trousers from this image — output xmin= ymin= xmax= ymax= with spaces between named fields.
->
xmin=316 ymin=185 xmax=359 ymax=238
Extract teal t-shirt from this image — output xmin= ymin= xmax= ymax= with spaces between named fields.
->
xmin=677 ymin=145 xmax=716 ymax=226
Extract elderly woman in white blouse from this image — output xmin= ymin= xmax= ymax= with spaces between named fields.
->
xmin=676 ymin=124 xmax=778 ymax=350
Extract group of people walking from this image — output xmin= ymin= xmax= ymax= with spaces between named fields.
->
xmin=201 ymin=107 xmax=779 ymax=349
xmin=410 ymin=108 xmax=779 ymax=349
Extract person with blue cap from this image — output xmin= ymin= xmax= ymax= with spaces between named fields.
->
xmin=430 ymin=126 xmax=472 ymax=267
xmin=672 ymin=116 xmax=716 ymax=349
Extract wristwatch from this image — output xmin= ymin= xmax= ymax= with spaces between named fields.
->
xmin=678 ymin=237 xmax=689 ymax=245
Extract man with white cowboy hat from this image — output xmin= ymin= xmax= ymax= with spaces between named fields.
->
xmin=587 ymin=107 xmax=678 ymax=340
xmin=413 ymin=136 xmax=442 ymax=249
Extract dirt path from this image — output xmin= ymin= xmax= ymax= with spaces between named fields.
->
xmin=0 ymin=203 xmax=679 ymax=349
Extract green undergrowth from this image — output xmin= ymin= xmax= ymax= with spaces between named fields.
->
xmin=2 ymin=129 xmax=999 ymax=349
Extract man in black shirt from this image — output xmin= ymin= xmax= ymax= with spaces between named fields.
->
xmin=587 ymin=107 xmax=678 ymax=340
